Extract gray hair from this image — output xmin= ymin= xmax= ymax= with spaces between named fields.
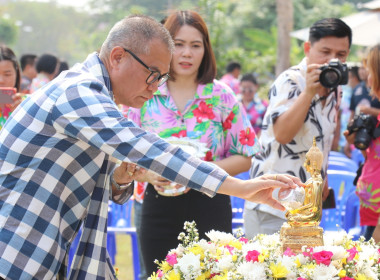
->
xmin=99 ymin=15 xmax=174 ymax=58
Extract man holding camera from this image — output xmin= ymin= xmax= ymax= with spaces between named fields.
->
xmin=244 ymin=18 xmax=352 ymax=238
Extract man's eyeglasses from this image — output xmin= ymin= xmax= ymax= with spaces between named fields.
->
xmin=123 ymin=48 xmax=170 ymax=86
xmin=240 ymin=88 xmax=255 ymax=94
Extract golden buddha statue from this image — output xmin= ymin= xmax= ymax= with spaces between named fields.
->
xmin=285 ymin=137 xmax=324 ymax=227
xmin=280 ymin=137 xmax=324 ymax=252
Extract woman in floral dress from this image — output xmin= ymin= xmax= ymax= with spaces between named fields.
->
xmin=128 ymin=10 xmax=261 ymax=276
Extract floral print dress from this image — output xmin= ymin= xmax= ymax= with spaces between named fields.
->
xmin=128 ymin=79 xmax=261 ymax=163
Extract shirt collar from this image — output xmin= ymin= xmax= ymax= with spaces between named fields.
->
xmin=84 ymin=53 xmax=113 ymax=98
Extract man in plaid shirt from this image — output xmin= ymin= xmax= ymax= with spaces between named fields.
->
xmin=0 ymin=15 xmax=300 ymax=280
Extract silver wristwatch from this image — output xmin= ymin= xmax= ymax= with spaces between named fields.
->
xmin=110 ymin=170 xmax=133 ymax=190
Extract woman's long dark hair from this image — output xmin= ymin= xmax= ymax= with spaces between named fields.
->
xmin=0 ymin=45 xmax=21 ymax=91
xmin=164 ymin=10 xmax=217 ymax=84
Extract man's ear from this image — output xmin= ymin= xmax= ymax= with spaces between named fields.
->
xmin=304 ymin=41 xmax=311 ymax=56
xmin=109 ymin=47 xmax=125 ymax=69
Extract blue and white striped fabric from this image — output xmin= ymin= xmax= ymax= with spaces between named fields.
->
xmin=0 ymin=53 xmax=228 ymax=280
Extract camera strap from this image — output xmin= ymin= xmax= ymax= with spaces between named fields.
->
xmin=373 ymin=117 xmax=380 ymax=138
xmin=315 ymin=88 xmax=337 ymax=103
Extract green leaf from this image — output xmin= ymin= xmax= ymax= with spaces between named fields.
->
xmin=194 ymin=121 xmax=211 ymax=133
xmin=158 ymin=127 xmax=183 ymax=138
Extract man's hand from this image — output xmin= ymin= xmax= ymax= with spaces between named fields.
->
xmin=10 ymin=92 xmax=24 ymax=112
xmin=322 ymin=179 xmax=330 ymax=201
xmin=305 ymin=60 xmax=324 ymax=99
xmin=218 ymin=174 xmax=302 ymax=211
xmin=343 ymin=129 xmax=356 ymax=145
xmin=113 ymin=162 xmax=144 ymax=185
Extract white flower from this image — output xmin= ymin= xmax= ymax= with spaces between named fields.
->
xmin=360 ymin=265 xmax=379 ymax=279
xmin=236 ymin=262 xmax=267 ymax=280
xmin=172 ymin=245 xmax=185 ymax=257
xmin=197 ymin=239 xmax=217 ymax=253
xmin=323 ymin=231 xmax=349 ymax=246
xmin=280 ymin=255 xmax=297 ymax=271
xmin=154 ymin=222 xmax=380 ymax=280
xmin=217 ymin=254 xmax=234 ymax=271
xmin=260 ymin=232 xmax=280 ymax=247
xmin=312 ymin=264 xmax=339 ymax=280
xmin=175 ymin=252 xmax=201 ymax=279
xmin=297 ymin=254 xmax=309 ymax=265
xmin=205 ymin=230 xmax=235 ymax=244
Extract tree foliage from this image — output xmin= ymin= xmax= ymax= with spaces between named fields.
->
xmin=0 ymin=17 xmax=18 ymax=46
xmin=3 ymin=0 xmax=365 ymax=89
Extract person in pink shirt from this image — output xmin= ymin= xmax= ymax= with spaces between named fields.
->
xmin=30 ymin=54 xmax=59 ymax=93
xmin=128 ymin=10 xmax=261 ymax=277
xmin=220 ymin=61 xmax=241 ymax=94
xmin=240 ymin=73 xmax=268 ymax=136
xmin=345 ymin=44 xmax=380 ymax=241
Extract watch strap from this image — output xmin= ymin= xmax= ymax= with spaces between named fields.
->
xmin=110 ymin=170 xmax=133 ymax=190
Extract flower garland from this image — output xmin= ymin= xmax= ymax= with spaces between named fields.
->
xmin=148 ymin=221 xmax=380 ymax=280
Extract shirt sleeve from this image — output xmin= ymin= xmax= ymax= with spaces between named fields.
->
xmin=52 ymin=83 xmax=228 ymax=197
xmin=268 ymin=71 xmax=302 ymax=123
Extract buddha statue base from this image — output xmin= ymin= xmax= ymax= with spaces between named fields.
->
xmin=280 ymin=222 xmax=324 ymax=253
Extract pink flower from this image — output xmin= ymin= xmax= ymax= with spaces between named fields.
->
xmin=341 ymin=277 xmax=355 ymax=280
xmin=347 ymin=247 xmax=358 ymax=262
xmin=193 ymin=101 xmax=215 ymax=123
xmin=204 ymin=151 xmax=213 ymax=161
xmin=312 ymin=250 xmax=333 ymax=266
xmin=239 ymin=128 xmax=256 ymax=146
xmin=239 ymin=237 xmax=248 ymax=244
xmin=297 ymin=278 xmax=308 ymax=280
xmin=303 ymin=247 xmax=314 ymax=258
xmin=283 ymin=247 xmax=296 ymax=256
xmin=245 ymin=250 xmax=260 ymax=262
xmin=224 ymin=245 xmax=234 ymax=254
xmin=165 ymin=253 xmax=178 ymax=266
xmin=157 ymin=270 xmax=164 ymax=277
xmin=222 ymin=111 xmax=235 ymax=131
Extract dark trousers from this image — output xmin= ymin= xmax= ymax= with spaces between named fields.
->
xmin=140 ymin=184 xmax=232 ymax=276
xmin=364 ymin=225 xmax=376 ymax=241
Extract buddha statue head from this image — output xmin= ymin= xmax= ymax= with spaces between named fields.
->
xmin=304 ymin=137 xmax=323 ymax=175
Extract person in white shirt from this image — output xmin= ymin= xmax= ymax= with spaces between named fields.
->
xmin=244 ymin=18 xmax=352 ymax=238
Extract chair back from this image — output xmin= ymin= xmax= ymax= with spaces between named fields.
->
xmin=232 ymin=171 xmax=249 ymax=232
xmin=320 ymin=170 xmax=356 ymax=231
xmin=328 ymin=160 xmax=358 ymax=173
xmin=108 ymin=199 xmax=141 ymax=280
xmin=342 ymin=191 xmax=363 ymax=240
xmin=329 ymin=151 xmax=347 ymax=158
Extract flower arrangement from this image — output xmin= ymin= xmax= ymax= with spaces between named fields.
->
xmin=148 ymin=221 xmax=380 ymax=280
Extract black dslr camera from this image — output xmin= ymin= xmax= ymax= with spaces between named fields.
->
xmin=347 ymin=113 xmax=377 ymax=150
xmin=319 ymin=59 xmax=348 ymax=88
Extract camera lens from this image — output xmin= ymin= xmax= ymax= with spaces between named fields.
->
xmin=320 ymin=68 xmax=341 ymax=88
xmin=355 ymin=128 xmax=372 ymax=150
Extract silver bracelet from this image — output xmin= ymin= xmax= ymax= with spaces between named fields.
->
xmin=110 ymin=170 xmax=133 ymax=190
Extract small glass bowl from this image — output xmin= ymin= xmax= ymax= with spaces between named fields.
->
xmin=277 ymin=185 xmax=305 ymax=211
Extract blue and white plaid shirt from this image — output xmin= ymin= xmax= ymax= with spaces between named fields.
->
xmin=0 ymin=53 xmax=228 ymax=280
